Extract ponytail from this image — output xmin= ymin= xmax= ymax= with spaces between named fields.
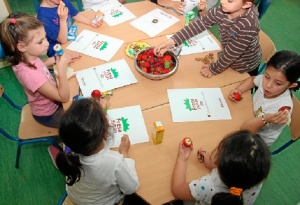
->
xmin=212 ymin=187 xmax=243 ymax=205
xmin=56 ymin=151 xmax=82 ymax=186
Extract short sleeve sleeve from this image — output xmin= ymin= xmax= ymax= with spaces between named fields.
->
xmin=253 ymin=75 xmax=263 ymax=87
xmin=189 ymin=173 xmax=214 ymax=202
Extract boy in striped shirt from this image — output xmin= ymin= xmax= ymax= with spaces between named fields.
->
xmin=154 ymin=0 xmax=261 ymax=78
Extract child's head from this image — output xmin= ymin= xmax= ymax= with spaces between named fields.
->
xmin=220 ymin=0 xmax=255 ymax=14
xmin=212 ymin=130 xmax=271 ymax=204
xmin=56 ymin=98 xmax=109 ymax=185
xmin=263 ymin=50 xmax=300 ymax=98
xmin=0 ymin=12 xmax=47 ymax=67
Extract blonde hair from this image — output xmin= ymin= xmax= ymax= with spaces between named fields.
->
xmin=0 ymin=12 xmax=43 ymax=68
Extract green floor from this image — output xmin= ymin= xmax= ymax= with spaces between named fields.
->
xmin=1 ymin=0 xmax=300 ymax=204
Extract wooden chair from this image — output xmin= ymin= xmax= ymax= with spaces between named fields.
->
xmin=272 ymin=96 xmax=300 ymax=155
xmin=0 ymin=85 xmax=61 ymax=168
xmin=58 ymin=192 xmax=76 ymax=205
xmin=258 ymin=30 xmax=276 ymax=74
xmin=32 ymin=0 xmax=83 ymax=12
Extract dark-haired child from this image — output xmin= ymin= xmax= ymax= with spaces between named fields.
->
xmin=172 ymin=130 xmax=271 ymax=205
xmin=229 ymin=50 xmax=300 ymax=146
xmin=56 ymin=98 xmax=139 ymax=204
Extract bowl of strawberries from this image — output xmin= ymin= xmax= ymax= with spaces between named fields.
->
xmin=134 ymin=47 xmax=179 ymax=80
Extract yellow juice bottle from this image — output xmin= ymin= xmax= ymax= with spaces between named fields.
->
xmin=152 ymin=121 xmax=164 ymax=144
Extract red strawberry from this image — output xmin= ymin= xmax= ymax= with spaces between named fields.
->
xmin=183 ymin=137 xmax=192 ymax=147
xmin=162 ymin=69 xmax=171 ymax=74
xmin=163 ymin=55 xmax=172 ymax=61
xmin=278 ymin=106 xmax=291 ymax=112
xmin=141 ymin=55 xmax=148 ymax=61
xmin=91 ymin=89 xmax=101 ymax=98
xmin=143 ymin=62 xmax=151 ymax=68
xmin=153 ymin=71 xmax=159 ymax=75
xmin=149 ymin=57 xmax=155 ymax=64
xmin=141 ymin=67 xmax=148 ymax=73
xmin=233 ymin=93 xmax=242 ymax=101
xmin=147 ymin=49 xmax=154 ymax=56
xmin=137 ymin=54 xmax=143 ymax=61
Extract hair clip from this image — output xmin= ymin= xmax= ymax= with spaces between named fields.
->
xmin=11 ymin=18 xmax=17 ymax=25
xmin=230 ymin=187 xmax=243 ymax=196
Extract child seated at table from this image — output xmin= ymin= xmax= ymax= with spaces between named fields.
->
xmin=56 ymin=98 xmax=141 ymax=204
xmin=171 ymin=130 xmax=271 ymax=205
xmin=82 ymin=0 xmax=126 ymax=11
xmin=154 ymin=0 xmax=261 ymax=78
xmin=177 ymin=0 xmax=218 ymax=16
xmin=0 ymin=12 xmax=81 ymax=128
xmin=229 ymin=50 xmax=300 ymax=147
xmin=37 ymin=0 xmax=103 ymax=57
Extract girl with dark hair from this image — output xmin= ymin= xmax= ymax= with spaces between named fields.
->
xmin=171 ymin=130 xmax=271 ymax=205
xmin=0 ymin=12 xmax=81 ymax=128
xmin=229 ymin=50 xmax=300 ymax=146
xmin=56 ymin=98 xmax=139 ymax=204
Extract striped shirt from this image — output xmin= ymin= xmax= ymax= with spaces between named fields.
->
xmin=172 ymin=4 xmax=262 ymax=75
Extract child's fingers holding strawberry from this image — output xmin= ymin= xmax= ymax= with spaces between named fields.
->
xmin=229 ymin=90 xmax=242 ymax=102
xmin=154 ymin=39 xmax=175 ymax=57
xmin=178 ymin=141 xmax=193 ymax=161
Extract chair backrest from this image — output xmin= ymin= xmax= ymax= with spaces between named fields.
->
xmin=258 ymin=30 xmax=276 ymax=74
xmin=259 ymin=30 xmax=276 ymax=64
xmin=290 ymin=95 xmax=300 ymax=141
xmin=19 ymin=104 xmax=58 ymax=140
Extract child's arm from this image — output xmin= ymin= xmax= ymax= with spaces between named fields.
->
xmin=241 ymin=111 xmax=290 ymax=133
xmin=228 ymin=76 xmax=255 ymax=102
xmin=37 ymin=53 xmax=72 ymax=103
xmin=42 ymin=56 xmax=56 ymax=67
xmin=73 ymin=12 xmax=103 ymax=28
xmin=57 ymin=3 xmax=69 ymax=44
xmin=171 ymin=141 xmax=195 ymax=200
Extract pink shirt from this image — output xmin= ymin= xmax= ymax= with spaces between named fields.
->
xmin=12 ymin=58 xmax=59 ymax=116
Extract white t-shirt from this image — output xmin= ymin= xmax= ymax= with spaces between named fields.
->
xmin=253 ymin=75 xmax=293 ymax=147
xmin=188 ymin=168 xmax=263 ymax=205
xmin=67 ymin=140 xmax=139 ymax=205
xmin=82 ymin=0 xmax=109 ymax=10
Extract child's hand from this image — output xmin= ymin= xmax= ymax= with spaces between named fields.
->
xmin=229 ymin=89 xmax=242 ymax=102
xmin=264 ymin=111 xmax=290 ymax=125
xmin=154 ymin=39 xmax=176 ymax=57
xmin=197 ymin=0 xmax=207 ymax=11
xmin=197 ymin=148 xmax=214 ymax=170
xmin=55 ymin=53 xmax=72 ymax=77
xmin=119 ymin=134 xmax=130 ymax=157
xmin=177 ymin=2 xmax=185 ymax=14
xmin=200 ymin=64 xmax=214 ymax=78
xmin=69 ymin=52 xmax=82 ymax=63
xmin=57 ymin=2 xmax=69 ymax=22
xmin=90 ymin=19 xmax=103 ymax=28
xmin=177 ymin=141 xmax=193 ymax=161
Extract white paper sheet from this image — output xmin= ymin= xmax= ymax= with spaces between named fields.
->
xmin=130 ymin=8 xmax=180 ymax=37
xmin=76 ymin=59 xmax=138 ymax=97
xmin=91 ymin=0 xmax=136 ymax=26
xmin=106 ymin=105 xmax=149 ymax=147
xmin=167 ymin=30 xmax=221 ymax=55
xmin=67 ymin=29 xmax=124 ymax=62
xmin=167 ymin=88 xmax=231 ymax=122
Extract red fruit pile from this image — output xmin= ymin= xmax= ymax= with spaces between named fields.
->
xmin=136 ymin=48 xmax=176 ymax=75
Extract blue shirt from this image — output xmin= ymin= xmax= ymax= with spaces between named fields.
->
xmin=37 ymin=0 xmax=78 ymax=57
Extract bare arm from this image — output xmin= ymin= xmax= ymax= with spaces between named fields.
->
xmin=57 ymin=3 xmax=69 ymax=44
xmin=42 ymin=56 xmax=56 ymax=67
xmin=228 ymin=76 xmax=255 ymax=102
xmin=37 ymin=53 xmax=72 ymax=102
xmin=171 ymin=141 xmax=194 ymax=200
